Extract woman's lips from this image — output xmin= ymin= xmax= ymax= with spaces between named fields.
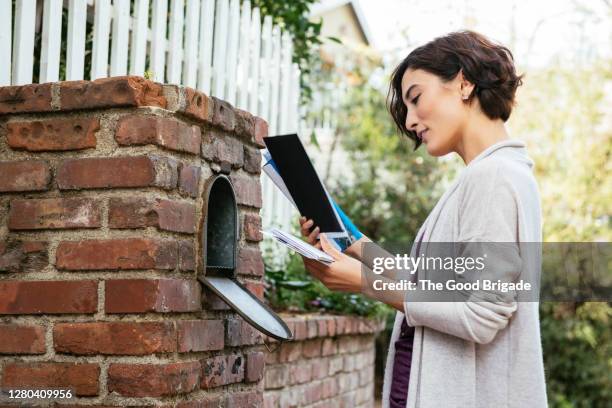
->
xmin=419 ymin=129 xmax=429 ymax=143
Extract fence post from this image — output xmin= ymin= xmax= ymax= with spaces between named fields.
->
xmin=197 ymin=0 xmax=215 ymax=93
xmin=167 ymin=0 xmax=185 ymax=84
xmin=183 ymin=0 xmax=201 ymax=87
xmin=12 ymin=0 xmax=37 ymax=85
xmin=236 ymin=0 xmax=251 ymax=110
xmin=66 ymin=0 xmax=87 ymax=80
xmin=40 ymin=0 xmax=63 ymax=83
xmin=212 ymin=0 xmax=229 ymax=98
xmin=110 ymin=0 xmax=131 ymax=76
xmin=129 ymin=0 xmax=150 ymax=76
xmin=150 ymin=0 xmax=168 ymax=82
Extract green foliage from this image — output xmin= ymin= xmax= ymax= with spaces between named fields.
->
xmin=265 ymin=251 xmax=389 ymax=319
xmin=251 ymin=0 xmax=326 ymax=104
xmin=540 ymin=302 xmax=611 ymax=407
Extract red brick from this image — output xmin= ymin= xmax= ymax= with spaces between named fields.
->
xmin=0 ymin=240 xmax=48 ymax=273
xmin=303 ymin=338 xmax=323 ymax=358
xmin=236 ymin=247 xmax=264 ymax=277
xmin=105 ymin=279 xmax=201 ymax=313
xmin=203 ymin=287 xmax=231 ymax=311
xmin=179 ymin=163 xmax=201 ymax=198
xmin=1 ymin=362 xmax=99 ymax=396
xmin=181 ymin=87 xmax=213 ymax=122
xmin=202 ymin=130 xmax=244 ymax=168
xmin=327 ymin=316 xmax=337 ymax=337
xmin=115 ymin=115 xmax=201 ymax=154
xmin=264 ymin=365 xmax=288 ymax=389
xmin=0 ymin=160 xmax=50 ymax=192
xmin=307 ymin=319 xmax=319 ymax=338
xmin=293 ymin=319 xmax=308 ymax=340
xmin=243 ymin=145 xmax=262 ymax=174
xmin=59 ymin=76 xmax=166 ymax=111
xmin=200 ymin=354 xmax=244 ymax=389
xmin=289 ymin=362 xmax=312 ymax=384
xmin=178 ymin=240 xmax=195 ymax=271
xmin=302 ymin=381 xmax=322 ymax=404
xmin=57 ymin=155 xmax=178 ymax=190
xmin=53 ymin=322 xmax=176 ymax=355
xmin=7 ymin=117 xmax=99 ymax=151
xmin=312 ymin=359 xmax=330 ymax=380
xmin=211 ymin=97 xmax=236 ymax=132
xmin=234 ymin=109 xmax=255 ymax=139
xmin=264 ymin=393 xmax=280 ymax=408
xmin=107 ymin=361 xmax=199 ymax=397
xmin=8 ymin=198 xmax=102 ymax=230
xmin=56 ymin=238 xmax=178 ymax=270
xmin=226 ymin=317 xmax=262 ymax=347
xmin=225 ymin=391 xmax=263 ymax=407
xmin=108 ymin=197 xmax=196 ymax=233
xmin=322 ymin=377 xmax=339 ymax=399
xmin=245 ymin=351 xmax=265 ymax=383
xmin=335 ymin=316 xmax=347 ymax=335
xmin=321 ymin=338 xmax=337 ymax=356
xmin=0 ymin=280 xmax=97 ymax=314
xmin=254 ymin=116 xmax=268 ymax=148
xmin=278 ymin=342 xmax=302 ymax=363
xmin=230 ymin=175 xmax=262 ymax=208
xmin=243 ymin=213 xmax=263 ymax=242
xmin=0 ymin=324 xmax=46 ymax=354
xmin=175 ymin=395 xmax=225 ymax=408
xmin=317 ymin=317 xmax=329 ymax=337
xmin=243 ymin=280 xmax=264 ymax=300
xmin=177 ymin=320 xmax=224 ymax=352
xmin=0 ymin=82 xmax=52 ymax=114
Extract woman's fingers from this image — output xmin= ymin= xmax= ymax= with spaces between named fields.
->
xmin=307 ymin=226 xmax=320 ymax=244
xmin=299 ymin=218 xmax=314 ymax=237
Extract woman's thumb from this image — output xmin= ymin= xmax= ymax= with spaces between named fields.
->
xmin=320 ymin=234 xmax=342 ymax=259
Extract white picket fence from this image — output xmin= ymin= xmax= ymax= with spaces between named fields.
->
xmin=1 ymin=0 xmax=299 ymax=267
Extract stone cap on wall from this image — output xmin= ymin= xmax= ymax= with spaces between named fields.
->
xmin=0 ymin=75 xmax=268 ymax=149
xmin=265 ymin=313 xmax=386 ymax=343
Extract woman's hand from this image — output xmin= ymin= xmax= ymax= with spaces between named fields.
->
xmin=299 ymin=216 xmax=322 ymax=250
xmin=301 ymin=234 xmax=363 ymax=293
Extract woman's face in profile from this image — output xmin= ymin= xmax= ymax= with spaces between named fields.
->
xmin=401 ymin=68 xmax=467 ymax=156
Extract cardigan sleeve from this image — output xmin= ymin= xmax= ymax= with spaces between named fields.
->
xmin=404 ymin=163 xmax=523 ymax=344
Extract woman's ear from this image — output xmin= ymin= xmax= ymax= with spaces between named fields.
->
xmin=457 ymin=69 xmax=475 ymax=100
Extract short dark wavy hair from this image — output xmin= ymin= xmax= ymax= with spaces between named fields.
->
xmin=387 ymin=30 xmax=523 ymax=149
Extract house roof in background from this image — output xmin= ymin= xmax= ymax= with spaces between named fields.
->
xmin=310 ymin=0 xmax=374 ymax=46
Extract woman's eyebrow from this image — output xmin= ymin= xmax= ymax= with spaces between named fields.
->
xmin=404 ymin=84 xmax=418 ymax=101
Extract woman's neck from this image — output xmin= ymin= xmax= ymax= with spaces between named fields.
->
xmin=455 ymin=115 xmax=510 ymax=165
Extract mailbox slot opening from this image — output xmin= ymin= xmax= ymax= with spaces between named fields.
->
xmin=201 ymin=175 xmax=238 ymax=278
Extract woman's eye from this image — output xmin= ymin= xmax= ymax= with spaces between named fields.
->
xmin=411 ymin=94 xmax=420 ymax=105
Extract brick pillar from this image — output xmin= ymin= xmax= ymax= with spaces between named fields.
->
xmin=0 ymin=76 xmax=268 ymax=407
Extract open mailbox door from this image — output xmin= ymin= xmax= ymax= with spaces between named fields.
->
xmin=198 ymin=174 xmax=293 ymax=341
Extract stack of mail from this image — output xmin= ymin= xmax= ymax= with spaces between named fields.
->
xmin=262 ymin=228 xmax=334 ymax=264
xmin=262 ymin=150 xmax=296 ymax=207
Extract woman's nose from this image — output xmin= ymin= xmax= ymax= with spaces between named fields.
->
xmin=405 ymin=107 xmax=418 ymax=131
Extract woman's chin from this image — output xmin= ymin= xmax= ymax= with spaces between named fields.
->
xmin=425 ymin=141 xmax=451 ymax=157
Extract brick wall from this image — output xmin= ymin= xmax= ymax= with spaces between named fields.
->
xmin=0 ymin=76 xmax=268 ymax=407
xmin=263 ymin=314 xmax=385 ymax=408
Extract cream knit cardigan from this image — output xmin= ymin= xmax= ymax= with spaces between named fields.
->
xmin=377 ymin=140 xmax=548 ymax=408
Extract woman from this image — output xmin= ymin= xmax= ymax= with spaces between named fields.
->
xmin=299 ymin=31 xmax=547 ymax=407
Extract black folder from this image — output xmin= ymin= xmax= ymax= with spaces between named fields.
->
xmin=263 ymin=134 xmax=345 ymax=236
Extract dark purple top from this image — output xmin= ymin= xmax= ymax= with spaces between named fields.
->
xmin=390 ymin=232 xmax=424 ymax=407
xmin=390 ymin=318 xmax=415 ymax=408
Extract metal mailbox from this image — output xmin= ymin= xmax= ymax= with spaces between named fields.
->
xmin=198 ymin=174 xmax=292 ymax=341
